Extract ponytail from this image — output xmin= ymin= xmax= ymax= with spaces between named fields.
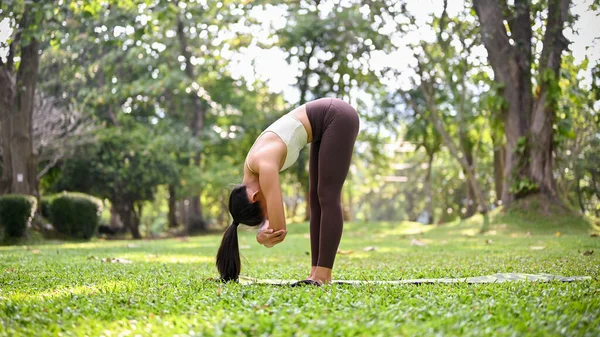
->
xmin=216 ymin=221 xmax=241 ymax=282
xmin=216 ymin=185 xmax=264 ymax=282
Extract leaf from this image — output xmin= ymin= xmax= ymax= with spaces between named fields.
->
xmin=337 ymin=249 xmax=354 ymax=255
xmin=363 ymin=246 xmax=377 ymax=251
xmin=529 ymin=246 xmax=546 ymax=250
xmin=554 ymin=232 xmax=562 ymax=237
xmin=579 ymin=250 xmax=594 ymax=256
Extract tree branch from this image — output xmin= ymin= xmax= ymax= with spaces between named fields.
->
xmin=472 ymin=0 xmax=514 ymax=79
xmin=418 ymin=85 xmax=489 ymax=214
xmin=436 ymin=0 xmax=449 ymax=46
xmin=511 ymin=0 xmax=533 ymax=68
xmin=538 ymin=0 xmax=571 ymax=75
xmin=36 ymin=153 xmax=62 ymax=180
xmin=6 ymin=7 xmax=30 ymax=71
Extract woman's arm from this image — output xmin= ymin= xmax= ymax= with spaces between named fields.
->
xmin=257 ymin=163 xmax=287 ymax=231
xmin=256 ymin=220 xmax=286 ymax=248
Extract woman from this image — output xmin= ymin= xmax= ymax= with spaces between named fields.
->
xmin=216 ymin=97 xmax=360 ymax=285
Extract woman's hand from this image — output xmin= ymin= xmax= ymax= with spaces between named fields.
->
xmin=256 ymin=222 xmax=287 ymax=248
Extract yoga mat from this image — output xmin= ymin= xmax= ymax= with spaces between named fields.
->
xmin=239 ymin=273 xmax=591 ymax=285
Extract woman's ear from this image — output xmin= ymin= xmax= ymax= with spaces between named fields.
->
xmin=250 ymin=190 xmax=260 ymax=203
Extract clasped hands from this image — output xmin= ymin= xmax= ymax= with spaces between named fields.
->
xmin=256 ymin=221 xmax=287 ymax=248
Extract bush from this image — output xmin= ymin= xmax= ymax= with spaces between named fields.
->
xmin=49 ymin=192 xmax=103 ymax=240
xmin=39 ymin=196 xmax=54 ymax=219
xmin=0 ymin=194 xmax=37 ymax=238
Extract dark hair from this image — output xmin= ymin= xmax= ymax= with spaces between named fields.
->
xmin=216 ymin=184 xmax=264 ymax=282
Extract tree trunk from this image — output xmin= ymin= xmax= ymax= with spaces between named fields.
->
xmin=529 ymin=0 xmax=570 ymax=198
xmin=168 ymin=184 xmax=178 ymax=228
xmin=473 ymin=0 xmax=532 ymax=205
xmin=575 ymin=172 xmax=585 ymax=213
xmin=176 ymin=13 xmax=207 ymax=233
xmin=0 ymin=68 xmax=15 ymax=194
xmin=177 ymin=200 xmax=187 ymax=226
xmin=406 ymin=190 xmax=417 ymax=222
xmin=297 ymin=147 xmax=310 ymax=222
xmin=425 ymin=152 xmax=434 ymax=224
xmin=133 ymin=202 xmax=143 ymax=239
xmin=109 ymin=205 xmax=121 ymax=228
xmin=303 ymin=190 xmax=311 ymax=222
xmin=464 ymin=149 xmax=477 ymax=218
xmin=341 ymin=187 xmax=353 ymax=221
xmin=347 ymin=176 xmax=354 ymax=221
xmin=474 ymin=0 xmax=570 ymax=205
xmin=493 ymin=143 xmax=505 ymax=204
xmin=116 ymin=202 xmax=142 ymax=239
xmin=13 ymin=36 xmax=39 ymax=196
xmin=298 ymin=40 xmax=317 ymax=222
xmin=0 ymin=10 xmax=40 ymax=197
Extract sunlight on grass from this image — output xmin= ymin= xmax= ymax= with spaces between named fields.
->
xmin=8 ymin=280 xmax=127 ymax=303
xmin=1 ymin=220 xmax=599 ymax=337
xmin=134 ymin=253 xmax=215 ymax=264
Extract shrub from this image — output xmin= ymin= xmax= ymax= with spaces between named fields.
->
xmin=49 ymin=192 xmax=103 ymax=240
xmin=0 ymin=194 xmax=37 ymax=238
xmin=39 ymin=196 xmax=54 ymax=219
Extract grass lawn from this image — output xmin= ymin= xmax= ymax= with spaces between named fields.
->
xmin=1 ymin=211 xmax=599 ymax=336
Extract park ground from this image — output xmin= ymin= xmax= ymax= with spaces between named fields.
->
xmin=1 ymin=206 xmax=600 ymax=337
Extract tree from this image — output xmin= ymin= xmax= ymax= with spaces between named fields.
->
xmin=405 ymin=115 xmax=442 ymax=223
xmin=33 ymin=92 xmax=96 ymax=181
xmin=473 ymin=0 xmax=572 ymax=205
xmin=400 ymin=2 xmax=491 ymax=221
xmin=554 ymin=55 xmax=600 ymax=215
xmin=0 ymin=2 xmax=47 ymax=196
xmin=52 ymin=122 xmax=178 ymax=239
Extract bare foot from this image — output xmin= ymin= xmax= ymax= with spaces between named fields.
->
xmin=308 ymin=266 xmax=332 ymax=284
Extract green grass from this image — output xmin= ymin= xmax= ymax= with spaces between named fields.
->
xmin=1 ymin=216 xmax=599 ymax=336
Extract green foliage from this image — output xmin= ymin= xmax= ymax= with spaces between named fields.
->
xmin=515 ymin=136 xmax=528 ymax=156
xmin=405 ymin=114 xmax=442 ymax=157
xmin=16 ymin=0 xmax=598 ymax=232
xmin=509 ymin=177 xmax=539 ymax=196
xmin=541 ymin=68 xmax=562 ymax=110
xmin=0 ymin=194 xmax=37 ymax=239
xmin=508 ymin=136 xmax=539 ymax=196
xmin=49 ymin=192 xmax=102 ymax=240
xmin=39 ymin=196 xmax=54 ymax=219
xmin=554 ymin=54 xmax=600 ymax=215
xmin=52 ymin=123 xmax=178 ymax=203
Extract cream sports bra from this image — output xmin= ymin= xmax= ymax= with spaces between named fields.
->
xmin=245 ymin=112 xmax=308 ymax=173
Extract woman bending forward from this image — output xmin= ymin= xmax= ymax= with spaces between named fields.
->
xmin=216 ymin=98 xmax=360 ymax=285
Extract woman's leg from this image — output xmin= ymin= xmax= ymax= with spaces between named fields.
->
xmin=312 ymin=104 xmax=359 ymax=281
xmin=309 ymin=142 xmax=321 ymax=276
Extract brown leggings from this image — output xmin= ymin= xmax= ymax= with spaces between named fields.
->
xmin=306 ymin=98 xmax=360 ymax=269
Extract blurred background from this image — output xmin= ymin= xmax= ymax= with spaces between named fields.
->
xmin=0 ymin=0 xmax=598 ymax=241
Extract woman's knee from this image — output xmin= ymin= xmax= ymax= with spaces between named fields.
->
xmin=317 ymin=187 xmax=341 ymax=208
